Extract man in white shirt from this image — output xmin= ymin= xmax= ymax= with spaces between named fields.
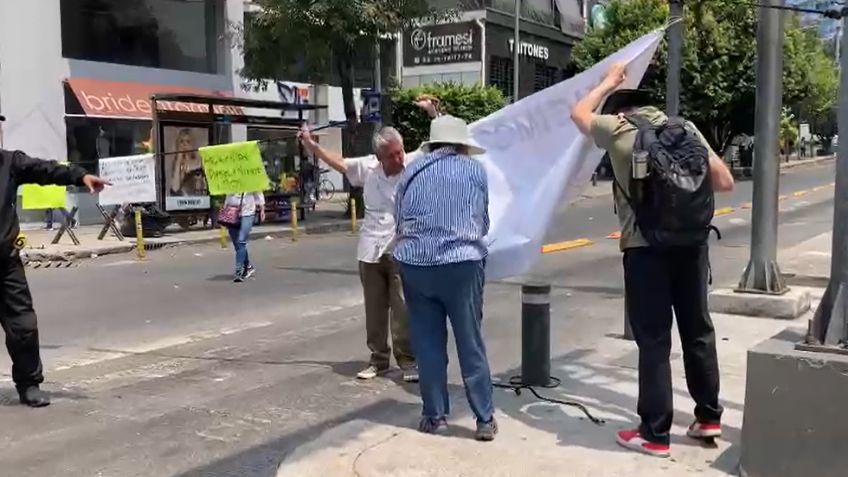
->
xmin=298 ymin=125 xmax=423 ymax=382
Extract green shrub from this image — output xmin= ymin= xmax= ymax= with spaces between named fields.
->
xmin=389 ymin=83 xmax=505 ymax=151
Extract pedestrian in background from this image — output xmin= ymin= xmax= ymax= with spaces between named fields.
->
xmin=394 ymin=115 xmax=497 ymax=442
xmin=1 ymin=117 xmax=110 ymax=407
xmin=571 ymin=63 xmax=735 ymax=458
xmin=219 ymin=192 xmax=264 ymax=283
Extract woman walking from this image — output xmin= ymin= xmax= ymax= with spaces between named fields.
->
xmin=220 ymin=192 xmax=265 ymax=283
xmin=394 ymin=115 xmax=496 ymax=441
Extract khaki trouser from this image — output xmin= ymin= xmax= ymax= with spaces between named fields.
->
xmin=358 ymin=254 xmax=415 ymax=369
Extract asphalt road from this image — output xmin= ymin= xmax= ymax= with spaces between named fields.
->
xmin=0 ymin=161 xmax=836 ymax=477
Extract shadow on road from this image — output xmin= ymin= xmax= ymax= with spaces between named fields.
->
xmin=169 ymin=346 xmax=741 ymax=476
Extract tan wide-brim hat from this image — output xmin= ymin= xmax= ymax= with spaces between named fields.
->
xmin=419 ymin=115 xmax=486 ymax=156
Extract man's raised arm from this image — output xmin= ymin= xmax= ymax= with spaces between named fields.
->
xmin=297 ymin=126 xmax=347 ymax=175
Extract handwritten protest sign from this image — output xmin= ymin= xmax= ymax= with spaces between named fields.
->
xmin=98 ymin=154 xmax=157 ymax=206
xmin=199 ymin=141 xmax=270 ymax=195
xmin=21 ymin=184 xmax=67 ymax=210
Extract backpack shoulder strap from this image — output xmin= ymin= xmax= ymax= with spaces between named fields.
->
xmin=623 ymin=113 xmax=653 ymax=130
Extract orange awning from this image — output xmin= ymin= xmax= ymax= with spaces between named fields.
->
xmin=66 ymin=78 xmax=243 ymax=119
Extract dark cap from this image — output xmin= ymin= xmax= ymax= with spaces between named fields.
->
xmin=0 ymin=114 xmax=5 ymax=122
xmin=600 ymin=89 xmax=653 ymax=115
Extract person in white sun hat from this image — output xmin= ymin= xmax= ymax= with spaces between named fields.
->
xmin=393 ymin=114 xmax=497 ymax=442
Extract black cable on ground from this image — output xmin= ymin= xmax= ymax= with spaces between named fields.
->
xmin=493 ymin=376 xmax=607 ymax=426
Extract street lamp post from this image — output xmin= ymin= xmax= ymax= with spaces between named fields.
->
xmin=513 ymin=0 xmax=521 ymax=103
xmin=802 ymin=9 xmax=848 ymax=350
xmin=666 ymin=0 xmax=684 ymax=116
xmin=737 ymin=0 xmax=789 ymax=295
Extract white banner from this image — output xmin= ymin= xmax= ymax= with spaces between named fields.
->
xmin=98 ymin=153 xmax=157 ymax=206
xmin=472 ymin=30 xmax=664 ymax=280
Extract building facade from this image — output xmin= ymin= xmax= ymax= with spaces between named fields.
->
xmin=0 ymin=0 xmax=248 ymax=224
xmin=401 ymin=0 xmax=587 ymax=101
xmin=0 ymin=0 xmax=365 ymax=225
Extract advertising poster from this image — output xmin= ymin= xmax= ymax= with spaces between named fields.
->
xmin=163 ymin=126 xmax=211 ymax=211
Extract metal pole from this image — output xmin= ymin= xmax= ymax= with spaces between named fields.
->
xmin=374 ymin=40 xmax=383 ymax=129
xmin=803 ymin=10 xmax=848 ymax=349
xmin=521 ymin=283 xmax=552 ymax=386
xmin=737 ymin=0 xmax=788 ymax=295
xmin=666 ymin=0 xmax=684 ymax=116
xmin=513 ymin=0 xmax=520 ymax=103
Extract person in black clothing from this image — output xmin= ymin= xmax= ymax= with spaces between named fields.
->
xmin=0 ymin=117 xmax=109 ymax=407
xmin=571 ymin=65 xmax=735 ymax=457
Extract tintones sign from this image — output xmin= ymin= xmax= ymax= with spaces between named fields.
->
xmin=403 ymin=21 xmax=482 ymax=67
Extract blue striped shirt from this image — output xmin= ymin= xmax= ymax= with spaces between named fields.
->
xmin=393 ymin=147 xmax=489 ymax=266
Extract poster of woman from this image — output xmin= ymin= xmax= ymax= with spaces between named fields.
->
xmin=163 ymin=126 xmax=211 ymax=211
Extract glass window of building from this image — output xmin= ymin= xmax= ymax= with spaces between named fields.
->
xmin=60 ymin=0 xmax=220 ymax=74
xmin=488 ymin=56 xmax=514 ymax=101
xmin=534 ymin=64 xmax=558 ymax=92
xmin=66 ymin=117 xmax=152 ymax=174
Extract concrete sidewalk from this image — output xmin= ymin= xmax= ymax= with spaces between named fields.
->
xmin=19 ymin=201 xmax=352 ymax=263
xmin=275 ymin=233 xmax=834 ymax=477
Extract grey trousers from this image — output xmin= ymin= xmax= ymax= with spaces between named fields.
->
xmin=359 ymin=254 xmax=415 ymax=369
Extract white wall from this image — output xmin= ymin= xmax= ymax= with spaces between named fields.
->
xmin=0 ymin=0 xmax=67 ymax=159
xmin=0 ymin=0 xmax=246 ymax=225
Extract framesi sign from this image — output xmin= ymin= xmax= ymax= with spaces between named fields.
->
xmin=403 ymin=21 xmax=482 ymax=67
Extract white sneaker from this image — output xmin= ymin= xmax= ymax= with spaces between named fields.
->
xmin=356 ymin=365 xmax=387 ymax=380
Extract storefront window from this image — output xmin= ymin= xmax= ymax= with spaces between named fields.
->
xmin=66 ymin=117 xmax=152 ymax=174
xmin=247 ymin=128 xmax=301 ymax=194
xmin=60 ymin=0 xmax=220 ymax=74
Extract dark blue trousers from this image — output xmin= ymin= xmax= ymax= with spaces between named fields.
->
xmin=399 ymin=260 xmax=494 ymax=423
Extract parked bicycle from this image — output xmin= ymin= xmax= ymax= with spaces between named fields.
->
xmin=317 ymin=168 xmax=336 ymax=201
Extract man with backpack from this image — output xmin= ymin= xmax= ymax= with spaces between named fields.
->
xmin=571 ymin=64 xmax=735 ymax=458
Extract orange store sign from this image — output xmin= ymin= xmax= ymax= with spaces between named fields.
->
xmin=66 ymin=78 xmax=243 ymax=119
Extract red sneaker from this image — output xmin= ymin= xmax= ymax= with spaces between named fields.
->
xmin=616 ymin=429 xmax=671 ymax=458
xmin=687 ymin=421 xmax=722 ymax=439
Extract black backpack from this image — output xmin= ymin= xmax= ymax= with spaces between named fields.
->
xmin=615 ymin=115 xmax=716 ymax=248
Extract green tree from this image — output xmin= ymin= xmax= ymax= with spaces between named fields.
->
xmin=238 ymin=0 xmax=455 ymax=216
xmin=572 ymin=0 xmax=837 ymax=153
xmin=240 ymin=0 xmax=453 ymax=124
xmin=389 ymin=83 xmax=505 ymax=150
xmin=779 ymin=107 xmax=799 ymax=160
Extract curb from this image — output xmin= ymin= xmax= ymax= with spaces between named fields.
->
xmin=22 ymin=220 xmax=351 ymax=265
xmin=779 ymin=155 xmax=834 ymax=170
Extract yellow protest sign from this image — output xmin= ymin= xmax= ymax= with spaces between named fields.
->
xmin=21 ymin=184 xmax=67 ymax=210
xmin=199 ymin=141 xmax=270 ymax=195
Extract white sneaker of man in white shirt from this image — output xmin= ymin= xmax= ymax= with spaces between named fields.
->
xmin=297 ymin=96 xmax=439 ymax=383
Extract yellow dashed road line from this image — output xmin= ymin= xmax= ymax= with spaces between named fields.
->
xmin=714 ymin=207 xmax=735 ymax=217
xmin=541 ymin=238 xmax=594 ymax=254
xmin=540 ymin=182 xmax=833 ymax=254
